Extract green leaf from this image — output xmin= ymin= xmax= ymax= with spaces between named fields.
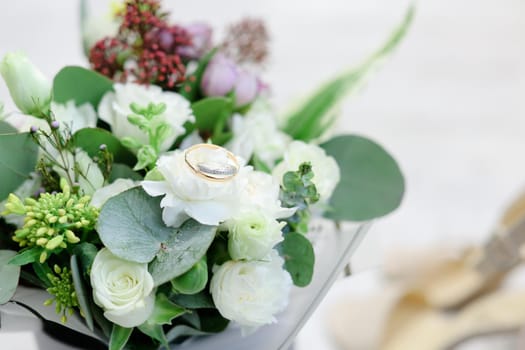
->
xmin=32 ymin=262 xmax=52 ymax=287
xmin=149 ymin=219 xmax=216 ymax=286
xmin=170 ymin=257 xmax=208 ymax=295
xmin=282 ymin=5 xmax=415 ymax=141
xmin=72 ymin=128 xmax=135 ymax=165
xmin=191 ymin=97 xmax=233 ymax=132
xmin=197 ymin=308 xmax=229 ymax=333
xmin=0 ymin=250 xmax=21 ymax=304
xmin=109 ymin=163 xmax=143 ymax=182
xmin=169 ymin=291 xmax=214 ymax=309
xmin=53 ymin=66 xmax=113 ymax=108
xmin=321 ymin=134 xmax=404 ymax=220
xmin=137 ymin=323 xmax=167 ymax=347
xmin=97 ymin=187 xmax=173 ymax=263
xmin=71 ymin=255 xmax=94 ymax=331
xmin=0 ymin=127 xmax=38 ymax=201
xmin=165 ymin=325 xmax=209 ymax=344
xmin=0 ymin=120 xmax=16 ymax=133
xmin=109 ymin=324 xmax=133 ymax=350
xmin=8 ymin=247 xmax=43 ymax=266
xmin=147 ymin=293 xmax=186 ymax=325
xmin=276 ymin=232 xmax=315 ymax=287
xmin=180 ymin=49 xmax=217 ymax=102
xmin=72 ymin=242 xmax=98 ymax=277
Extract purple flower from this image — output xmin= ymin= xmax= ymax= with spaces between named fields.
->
xmin=50 ymin=120 xmax=60 ymax=129
xmin=200 ymin=53 xmax=238 ymax=97
xmin=177 ymin=23 xmax=212 ymax=60
xmin=234 ymin=69 xmax=259 ymax=107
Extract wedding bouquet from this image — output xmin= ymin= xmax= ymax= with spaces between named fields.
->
xmin=0 ymin=1 xmax=411 ymax=349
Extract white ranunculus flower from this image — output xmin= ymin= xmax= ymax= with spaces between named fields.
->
xmin=53 ymin=148 xmax=104 ymax=196
xmin=50 ymin=100 xmax=97 ymax=132
xmin=210 ymin=250 xmax=292 ymax=330
xmin=98 ymin=83 xmax=194 ymax=151
xmin=142 ymin=148 xmax=245 ymax=227
xmin=224 ymin=210 xmax=285 ymax=261
xmin=226 ymin=102 xmax=291 ymax=167
xmin=272 ymin=141 xmax=340 ymax=201
xmin=90 ymin=248 xmax=155 ymax=328
xmin=241 ymin=169 xmax=295 ymax=219
xmin=90 ymin=179 xmax=138 ymax=208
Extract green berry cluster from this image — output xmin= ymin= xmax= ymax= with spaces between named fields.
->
xmin=44 ymin=265 xmax=79 ymax=323
xmin=3 ymin=179 xmax=99 ymax=262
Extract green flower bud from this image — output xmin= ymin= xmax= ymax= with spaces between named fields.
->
xmin=170 ymin=257 xmax=208 ymax=295
xmin=0 ymin=52 xmax=51 ymax=117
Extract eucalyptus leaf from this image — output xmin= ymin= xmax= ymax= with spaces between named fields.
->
xmin=0 ymin=120 xmax=16 ymax=133
xmin=109 ymin=163 xmax=143 ymax=182
xmin=53 ymin=66 xmax=113 ymax=108
xmin=282 ymin=5 xmax=415 ymax=141
xmin=97 ymin=187 xmax=174 ymax=263
xmin=321 ymin=134 xmax=404 ymax=221
xmin=71 ymin=255 xmax=95 ymax=332
xmin=149 ymin=220 xmax=216 ymax=286
xmin=109 ymin=325 xmax=133 ymax=350
xmin=276 ymin=232 xmax=315 ymax=287
xmin=0 ymin=125 xmax=38 ymax=201
xmin=72 ymin=128 xmax=135 ymax=165
xmin=0 ymin=250 xmax=20 ymax=304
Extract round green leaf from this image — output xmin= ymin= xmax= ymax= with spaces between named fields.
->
xmin=149 ymin=219 xmax=216 ymax=286
xmin=0 ymin=250 xmax=21 ymax=304
xmin=53 ymin=66 xmax=113 ymax=108
xmin=0 ymin=125 xmax=38 ymax=201
xmin=277 ymin=232 xmax=315 ymax=287
xmin=72 ymin=128 xmax=135 ymax=165
xmin=321 ymin=134 xmax=405 ymax=221
xmin=97 ymin=187 xmax=174 ymax=263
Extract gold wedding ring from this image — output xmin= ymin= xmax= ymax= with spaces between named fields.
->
xmin=184 ymin=143 xmax=240 ymax=182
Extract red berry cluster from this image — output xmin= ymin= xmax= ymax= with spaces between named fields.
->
xmin=88 ymin=0 xmax=191 ymax=89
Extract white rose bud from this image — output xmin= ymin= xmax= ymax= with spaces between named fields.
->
xmin=0 ymin=52 xmax=51 ymax=117
xmin=272 ymin=140 xmax=341 ymax=201
xmin=210 ymin=250 xmax=292 ymax=330
xmin=90 ymin=248 xmax=155 ymax=328
xmin=98 ymin=83 xmax=194 ymax=152
xmin=224 ymin=210 xmax=285 ymax=261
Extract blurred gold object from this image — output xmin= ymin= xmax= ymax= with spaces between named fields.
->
xmin=327 ymin=190 xmax=525 ymax=349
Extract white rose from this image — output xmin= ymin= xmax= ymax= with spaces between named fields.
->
xmin=90 ymin=248 xmax=155 ymax=328
xmin=223 ymin=210 xmax=285 ymax=261
xmin=98 ymin=83 xmax=194 ymax=151
xmin=272 ymin=141 xmax=340 ymax=201
xmin=241 ymin=169 xmax=295 ymax=219
xmin=226 ymin=102 xmax=291 ymax=167
xmin=50 ymin=100 xmax=97 ymax=132
xmin=210 ymin=250 xmax=292 ymax=329
xmin=90 ymin=179 xmax=138 ymax=208
xmin=142 ymin=148 xmax=245 ymax=227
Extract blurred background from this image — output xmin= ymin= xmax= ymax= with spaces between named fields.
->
xmin=1 ymin=0 xmax=525 ymax=349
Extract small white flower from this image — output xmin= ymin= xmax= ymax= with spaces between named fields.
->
xmin=210 ymin=250 xmax=292 ymax=329
xmin=226 ymin=101 xmax=291 ymax=167
xmin=50 ymin=100 xmax=97 ymax=133
xmin=90 ymin=248 xmax=155 ymax=328
xmin=53 ymin=148 xmax=104 ymax=196
xmin=98 ymin=83 xmax=194 ymax=151
xmin=82 ymin=15 xmax=120 ymax=51
xmin=272 ymin=141 xmax=340 ymax=201
xmin=240 ymin=169 xmax=295 ymax=219
xmin=142 ymin=148 xmax=245 ymax=227
xmin=223 ymin=210 xmax=285 ymax=261
xmin=0 ymin=52 xmax=51 ymax=116
xmin=90 ymin=179 xmax=138 ymax=208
